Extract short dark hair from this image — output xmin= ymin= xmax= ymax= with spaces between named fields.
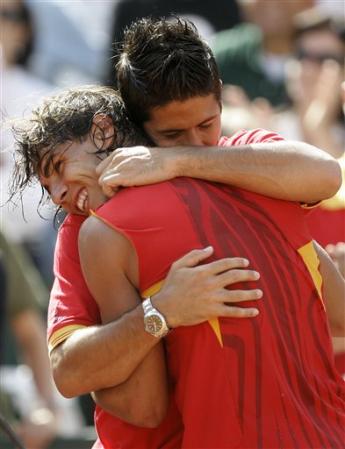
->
xmin=10 ymin=85 xmax=149 ymax=203
xmin=116 ymin=16 xmax=222 ymax=125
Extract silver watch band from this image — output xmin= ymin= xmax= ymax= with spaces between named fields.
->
xmin=142 ymin=297 xmax=154 ymax=314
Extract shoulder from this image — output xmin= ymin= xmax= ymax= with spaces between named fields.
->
xmin=219 ymin=128 xmax=285 ymax=146
xmin=79 ymin=212 xmax=135 ymax=273
xmin=55 ymin=214 xmax=87 ymax=259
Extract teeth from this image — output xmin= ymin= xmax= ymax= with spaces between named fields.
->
xmin=76 ymin=189 xmax=88 ymax=212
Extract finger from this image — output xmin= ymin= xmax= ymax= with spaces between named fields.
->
xmin=217 ymin=305 xmax=259 ymax=318
xmin=171 ymin=246 xmax=215 ymax=269
xmin=325 ymin=244 xmax=335 ymax=254
xmin=222 ymin=288 xmax=263 ymax=303
xmin=204 ymin=258 xmax=251 ymax=275
xmin=216 ymin=268 xmax=260 ymax=286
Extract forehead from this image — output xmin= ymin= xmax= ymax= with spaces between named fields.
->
xmin=147 ymin=94 xmax=221 ymax=130
xmin=38 ymin=141 xmax=73 ymax=176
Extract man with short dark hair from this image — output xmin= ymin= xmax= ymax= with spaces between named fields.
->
xmin=13 ymin=17 xmax=344 ymax=449
xmin=12 ymin=82 xmax=345 ymax=449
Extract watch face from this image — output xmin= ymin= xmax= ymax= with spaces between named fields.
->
xmin=145 ymin=314 xmax=163 ymax=334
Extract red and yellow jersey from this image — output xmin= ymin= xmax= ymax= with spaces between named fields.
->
xmin=96 ymin=177 xmax=345 ymax=449
xmin=47 ymin=214 xmax=97 ymax=350
xmin=49 ymin=129 xmax=343 ymax=448
xmin=47 ymin=130 xmax=283 ymax=350
xmin=47 ymin=214 xmax=182 ymax=449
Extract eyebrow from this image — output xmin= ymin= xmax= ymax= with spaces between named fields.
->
xmin=158 ymin=115 xmax=218 ymax=133
xmin=39 ymin=141 xmax=73 ymax=176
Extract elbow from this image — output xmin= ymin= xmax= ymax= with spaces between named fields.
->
xmin=97 ymin=395 xmax=169 ymax=428
xmin=52 ymin=364 xmax=79 ymax=398
xmin=320 ymin=157 xmax=342 ymax=200
xmin=329 ymin=322 xmax=345 ymax=338
xmin=50 ymin=349 xmax=84 ymax=398
xmin=133 ymin=404 xmax=168 ymax=428
xmin=124 ymin=408 xmax=168 ymax=429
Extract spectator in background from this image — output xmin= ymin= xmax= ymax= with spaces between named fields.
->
xmin=0 ymin=0 xmax=56 ymax=286
xmin=280 ymin=8 xmax=344 ymax=257
xmin=212 ymin=0 xmax=314 ymax=107
xmin=0 ymin=231 xmax=58 ymax=449
xmin=26 ymin=0 xmax=114 ymax=86
xmin=104 ymin=0 xmax=242 ymax=85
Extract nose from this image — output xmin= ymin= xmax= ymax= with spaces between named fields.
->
xmin=184 ymin=129 xmax=204 ymax=146
xmin=50 ymin=181 xmax=68 ymax=206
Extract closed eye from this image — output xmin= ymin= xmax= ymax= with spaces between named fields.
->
xmin=162 ymin=131 xmax=182 ymax=139
xmin=199 ymin=121 xmax=213 ymax=129
xmin=53 ymin=159 xmax=64 ymax=174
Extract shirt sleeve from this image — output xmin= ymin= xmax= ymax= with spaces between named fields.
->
xmin=220 ymin=128 xmax=285 ymax=147
xmin=47 ymin=215 xmax=101 ymax=352
xmin=220 ymin=129 xmax=321 ymax=209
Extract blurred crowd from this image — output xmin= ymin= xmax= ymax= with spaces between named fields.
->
xmin=0 ymin=1 xmax=344 ymax=448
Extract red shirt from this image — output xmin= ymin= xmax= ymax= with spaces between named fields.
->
xmin=96 ymin=176 xmax=345 ymax=449
xmin=49 ymin=129 xmax=345 ymax=449
xmin=48 ymin=214 xmax=182 ymax=449
xmin=47 ymin=129 xmax=286 ymax=449
xmin=47 ymin=129 xmax=284 ymax=347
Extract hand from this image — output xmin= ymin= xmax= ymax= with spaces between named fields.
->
xmin=96 ymin=146 xmax=177 ymax=197
xmin=153 ymin=246 xmax=262 ymax=328
xmin=326 ymin=242 xmax=345 ymax=279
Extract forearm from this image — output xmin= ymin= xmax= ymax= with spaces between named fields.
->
xmin=175 ymin=142 xmax=341 ymax=202
xmin=92 ymin=343 xmax=169 ymax=427
xmin=51 ymin=304 xmax=161 ymax=397
xmin=12 ymin=310 xmax=57 ymax=410
xmin=314 ymin=241 xmax=345 ymax=336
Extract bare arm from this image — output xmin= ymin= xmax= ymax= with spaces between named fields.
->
xmin=12 ymin=309 xmax=57 ymax=410
xmin=12 ymin=309 xmax=58 ymax=449
xmin=314 ymin=241 xmax=345 ymax=337
xmin=97 ymin=141 xmax=341 ymax=202
xmin=51 ymin=237 xmax=262 ymax=399
xmin=79 ymin=215 xmax=169 ymax=426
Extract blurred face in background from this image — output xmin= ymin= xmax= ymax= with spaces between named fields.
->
xmin=0 ymin=0 xmax=31 ymax=66
xmin=243 ymin=0 xmax=314 ymax=38
xmin=287 ymin=26 xmax=344 ymax=116
xmin=295 ymin=28 xmax=344 ymax=69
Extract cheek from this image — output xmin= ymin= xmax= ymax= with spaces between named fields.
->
xmin=204 ymin=123 xmax=222 ymax=145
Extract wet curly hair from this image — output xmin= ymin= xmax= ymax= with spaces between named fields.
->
xmin=10 ymin=85 xmax=151 ymax=205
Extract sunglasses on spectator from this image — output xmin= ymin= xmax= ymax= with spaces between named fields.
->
xmin=0 ymin=9 xmax=27 ymax=23
xmin=296 ymin=48 xmax=344 ymax=65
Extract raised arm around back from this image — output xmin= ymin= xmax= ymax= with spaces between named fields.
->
xmin=97 ymin=141 xmax=341 ymax=203
xmin=314 ymin=241 xmax=345 ymax=337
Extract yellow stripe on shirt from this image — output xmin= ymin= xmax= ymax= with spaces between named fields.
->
xmin=48 ymin=324 xmax=87 ymax=353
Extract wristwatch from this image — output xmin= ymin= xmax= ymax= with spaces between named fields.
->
xmin=142 ymin=297 xmax=170 ymax=338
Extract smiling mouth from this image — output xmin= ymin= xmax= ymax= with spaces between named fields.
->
xmin=76 ymin=188 xmax=88 ymax=213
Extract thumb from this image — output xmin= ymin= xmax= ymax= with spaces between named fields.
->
xmin=99 ymin=177 xmax=119 ymax=198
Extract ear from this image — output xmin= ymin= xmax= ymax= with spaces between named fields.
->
xmin=91 ymin=114 xmax=117 ymax=151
